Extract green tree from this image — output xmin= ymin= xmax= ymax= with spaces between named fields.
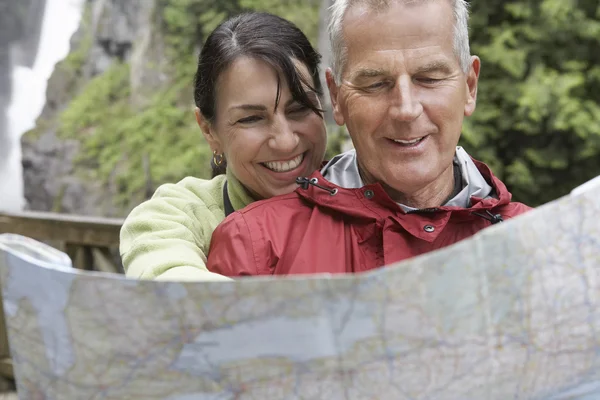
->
xmin=463 ymin=0 xmax=600 ymax=206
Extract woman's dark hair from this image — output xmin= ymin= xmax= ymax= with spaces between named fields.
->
xmin=193 ymin=12 xmax=324 ymax=177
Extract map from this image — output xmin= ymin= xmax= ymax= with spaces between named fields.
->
xmin=1 ymin=176 xmax=600 ymax=400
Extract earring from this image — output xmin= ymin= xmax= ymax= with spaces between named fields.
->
xmin=213 ymin=150 xmax=224 ymax=167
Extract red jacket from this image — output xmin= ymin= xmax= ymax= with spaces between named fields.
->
xmin=207 ymin=160 xmax=531 ymax=277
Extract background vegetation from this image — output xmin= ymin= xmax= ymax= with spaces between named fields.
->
xmin=56 ymin=0 xmax=600 ymax=210
xmin=465 ymin=0 xmax=600 ymax=205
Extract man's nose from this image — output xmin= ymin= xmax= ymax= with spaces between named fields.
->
xmin=390 ymin=78 xmax=423 ymax=121
xmin=269 ymin=117 xmax=299 ymax=152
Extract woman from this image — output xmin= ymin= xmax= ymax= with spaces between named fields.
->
xmin=120 ymin=12 xmax=327 ymax=281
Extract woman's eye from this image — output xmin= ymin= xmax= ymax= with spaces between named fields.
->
xmin=288 ymin=105 xmax=310 ymax=115
xmin=237 ymin=115 xmax=262 ymax=124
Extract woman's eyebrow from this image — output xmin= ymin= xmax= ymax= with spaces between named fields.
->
xmin=229 ymin=104 xmax=268 ymax=112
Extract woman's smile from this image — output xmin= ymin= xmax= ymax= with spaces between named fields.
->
xmin=261 ymin=152 xmax=305 ymax=173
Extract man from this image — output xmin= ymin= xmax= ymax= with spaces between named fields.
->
xmin=206 ymin=0 xmax=531 ymax=276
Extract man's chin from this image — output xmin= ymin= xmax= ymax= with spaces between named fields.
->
xmin=378 ymin=167 xmax=440 ymax=194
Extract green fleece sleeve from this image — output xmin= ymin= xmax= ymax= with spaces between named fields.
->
xmin=119 ymin=177 xmax=233 ymax=281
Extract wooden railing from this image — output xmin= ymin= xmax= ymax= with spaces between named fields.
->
xmin=0 ymin=210 xmax=124 ymax=385
xmin=0 ymin=210 xmax=124 ymax=273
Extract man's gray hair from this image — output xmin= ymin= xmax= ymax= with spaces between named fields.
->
xmin=328 ymin=0 xmax=472 ymax=84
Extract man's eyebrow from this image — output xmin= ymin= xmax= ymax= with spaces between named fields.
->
xmin=350 ymin=68 xmax=388 ymax=80
xmin=229 ymin=104 xmax=268 ymax=112
xmin=414 ymin=60 xmax=454 ymax=74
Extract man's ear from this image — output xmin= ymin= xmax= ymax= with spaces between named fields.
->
xmin=326 ymin=68 xmax=345 ymax=127
xmin=195 ymin=107 xmax=221 ymax=152
xmin=464 ymin=56 xmax=481 ymax=117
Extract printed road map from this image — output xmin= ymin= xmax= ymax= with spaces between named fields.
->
xmin=1 ymin=177 xmax=599 ymax=399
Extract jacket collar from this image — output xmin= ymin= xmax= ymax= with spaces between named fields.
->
xmin=301 ymin=147 xmax=512 ymax=215
xmin=320 ymin=146 xmax=496 ymax=211
xmin=225 ymin=169 xmax=255 ymax=212
xmin=445 ymin=147 xmax=496 ymax=208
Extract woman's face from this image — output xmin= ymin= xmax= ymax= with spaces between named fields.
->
xmin=198 ymin=56 xmax=327 ymax=200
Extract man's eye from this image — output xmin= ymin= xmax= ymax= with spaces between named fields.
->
xmin=238 ymin=116 xmax=262 ymax=124
xmin=417 ymin=77 xmax=442 ymax=84
xmin=366 ymin=81 xmax=388 ymax=90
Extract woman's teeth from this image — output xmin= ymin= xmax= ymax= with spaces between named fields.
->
xmin=263 ymin=153 xmax=304 ymax=172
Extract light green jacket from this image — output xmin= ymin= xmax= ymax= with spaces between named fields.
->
xmin=119 ymin=169 xmax=254 ymax=281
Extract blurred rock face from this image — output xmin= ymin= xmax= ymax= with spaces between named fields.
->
xmin=20 ymin=0 xmax=164 ymax=217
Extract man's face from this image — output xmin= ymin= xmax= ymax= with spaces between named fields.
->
xmin=327 ymin=0 xmax=480 ymax=197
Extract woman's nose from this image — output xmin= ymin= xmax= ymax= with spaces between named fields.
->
xmin=269 ymin=118 xmax=299 ymax=152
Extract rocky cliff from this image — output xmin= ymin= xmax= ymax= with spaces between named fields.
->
xmin=21 ymin=0 xmax=323 ymax=217
xmin=21 ymin=0 xmax=166 ymax=217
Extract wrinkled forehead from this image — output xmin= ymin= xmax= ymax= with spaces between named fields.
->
xmin=342 ymin=0 xmax=454 ymax=42
xmin=340 ymin=0 xmax=458 ymax=73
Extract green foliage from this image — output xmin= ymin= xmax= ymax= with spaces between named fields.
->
xmin=325 ymin=125 xmax=350 ymax=161
xmin=159 ymin=0 xmax=320 ymax=83
xmin=62 ymin=5 xmax=94 ymax=73
xmin=58 ymin=62 xmax=132 ymax=198
xmin=463 ymin=0 xmax=600 ymax=205
xmin=60 ymin=63 xmax=130 ymax=137
xmin=106 ymin=83 xmax=212 ymax=206
xmin=58 ymin=63 xmax=212 ymax=207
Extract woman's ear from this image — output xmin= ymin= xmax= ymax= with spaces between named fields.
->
xmin=195 ymin=107 xmax=221 ymax=152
